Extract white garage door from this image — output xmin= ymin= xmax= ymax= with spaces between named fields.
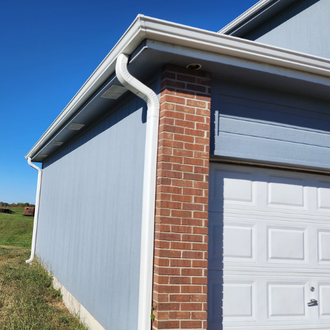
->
xmin=208 ymin=163 xmax=330 ymax=330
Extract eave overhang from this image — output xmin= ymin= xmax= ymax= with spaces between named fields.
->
xmin=26 ymin=14 xmax=330 ymax=162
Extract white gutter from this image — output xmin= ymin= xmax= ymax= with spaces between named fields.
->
xmin=26 ymin=158 xmax=43 ymax=263
xmin=115 ymin=53 xmax=159 ymax=330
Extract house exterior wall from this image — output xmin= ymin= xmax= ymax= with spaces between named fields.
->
xmin=244 ymin=0 xmax=330 ymax=59
xmin=36 ymin=95 xmax=147 ymax=330
xmin=152 ymin=64 xmax=211 ymax=330
xmin=211 ymin=79 xmax=330 ymax=171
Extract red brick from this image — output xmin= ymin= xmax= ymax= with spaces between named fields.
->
xmin=182 ymin=188 xmax=203 ymax=196
xmin=154 ymin=240 xmax=170 ymax=249
xmin=176 ymin=74 xmax=196 ymax=83
xmin=170 ymin=294 xmax=191 ymax=302
xmin=186 ymin=83 xmax=206 ymax=93
xmin=191 ymin=294 xmax=207 ymax=302
xmin=191 ymin=311 xmax=207 ymax=319
xmin=170 ymin=276 xmax=191 ymax=284
xmin=192 ymin=260 xmax=208 ymax=268
xmin=161 ymin=71 xmax=176 ymax=80
xmin=156 ymin=250 xmax=181 ymax=258
xmin=154 ymin=258 xmax=170 ymax=267
xmin=182 ymin=234 xmax=203 ymax=242
xmin=171 ymin=242 xmax=191 ymax=250
xmin=156 ymin=311 xmax=169 ymax=320
xmin=185 ymin=128 xmax=204 ymax=137
xmin=154 ymin=275 xmax=170 ymax=284
xmin=172 ymin=164 xmax=193 ymax=173
xmin=169 ymin=311 xmax=190 ymax=319
xmin=155 ymin=232 xmax=181 ymax=241
xmin=171 ymin=225 xmax=191 ymax=234
xmin=155 ymin=284 xmax=180 ymax=293
xmin=192 ymin=243 xmax=208 ymax=251
xmin=173 ymin=149 xmax=194 ymax=157
xmin=170 ymin=259 xmax=191 ymax=267
xmin=171 ymin=210 xmax=192 ymax=218
xmin=175 ymin=105 xmax=195 ymax=114
xmin=173 ymin=134 xmax=194 ymax=143
xmin=158 ymin=303 xmax=180 ymax=311
xmin=181 ymin=303 xmax=203 ymax=310
xmin=157 ymin=321 xmax=180 ymax=329
xmin=157 ymin=186 xmax=182 ymax=194
xmin=162 ymin=94 xmax=186 ymax=105
xmin=192 ymin=277 xmax=208 ymax=285
xmin=181 ymin=321 xmax=202 ymax=328
xmin=160 ymin=124 xmax=184 ymax=134
xmin=175 ymin=119 xmax=195 ymax=129
xmin=182 ymin=251 xmax=203 ymax=259
xmin=161 ymin=79 xmax=185 ymax=89
xmin=181 ymin=268 xmax=203 ymax=276
xmin=172 ymin=194 xmax=192 ymax=203
xmin=162 ymin=140 xmax=184 ymax=149
xmin=182 ymin=203 xmax=203 ymax=212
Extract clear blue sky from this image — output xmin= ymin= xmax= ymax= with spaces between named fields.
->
xmin=0 ymin=0 xmax=258 ymax=204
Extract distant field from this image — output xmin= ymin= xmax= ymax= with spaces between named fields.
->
xmin=0 ymin=208 xmax=33 ymax=247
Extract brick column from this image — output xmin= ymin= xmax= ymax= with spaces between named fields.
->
xmin=152 ymin=64 xmax=211 ymax=330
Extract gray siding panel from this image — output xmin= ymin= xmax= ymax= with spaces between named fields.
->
xmin=212 ymin=80 xmax=330 ymax=170
xmin=245 ymin=0 xmax=330 ymax=59
xmin=37 ymin=95 xmax=146 ymax=330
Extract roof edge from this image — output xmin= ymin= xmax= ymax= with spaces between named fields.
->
xmin=26 ymin=15 xmax=330 ymax=161
xmin=218 ymin=0 xmax=275 ymax=34
xmin=25 ymin=14 xmax=148 ymax=160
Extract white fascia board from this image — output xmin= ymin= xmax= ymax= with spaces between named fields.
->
xmin=218 ymin=0 xmax=275 ymax=34
xmin=26 ymin=15 xmax=330 ymax=160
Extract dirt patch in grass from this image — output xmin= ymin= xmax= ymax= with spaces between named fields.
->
xmin=0 ymin=246 xmax=88 ymax=329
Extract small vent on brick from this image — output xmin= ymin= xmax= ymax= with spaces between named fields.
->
xmin=186 ymin=63 xmax=202 ymax=70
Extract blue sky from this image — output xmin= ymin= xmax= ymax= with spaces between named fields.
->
xmin=0 ymin=0 xmax=258 ymax=204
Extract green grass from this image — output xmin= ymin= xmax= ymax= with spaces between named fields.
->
xmin=0 ymin=209 xmax=88 ymax=329
xmin=0 ymin=208 xmax=33 ymax=247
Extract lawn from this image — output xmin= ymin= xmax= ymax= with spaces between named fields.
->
xmin=0 ymin=208 xmax=33 ymax=247
xmin=0 ymin=209 xmax=88 ymax=329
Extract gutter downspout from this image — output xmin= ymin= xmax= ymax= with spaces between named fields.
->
xmin=26 ymin=157 xmax=42 ymax=263
xmin=116 ymin=53 xmax=159 ymax=330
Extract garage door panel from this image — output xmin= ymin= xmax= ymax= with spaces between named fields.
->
xmin=268 ymin=226 xmax=307 ymax=263
xmin=318 ymin=230 xmax=330 ymax=263
xmin=223 ymin=280 xmax=256 ymax=320
xmin=318 ymin=183 xmax=330 ymax=211
xmin=267 ymin=282 xmax=308 ymax=320
xmin=209 ymin=167 xmax=258 ymax=212
xmin=319 ymin=283 xmax=330 ymax=318
xmin=268 ymin=179 xmax=305 ymax=208
xmin=224 ymin=224 xmax=254 ymax=260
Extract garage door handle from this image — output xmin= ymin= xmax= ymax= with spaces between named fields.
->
xmin=308 ymin=299 xmax=318 ymax=307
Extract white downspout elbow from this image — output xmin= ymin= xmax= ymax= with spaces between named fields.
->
xmin=116 ymin=53 xmax=159 ymax=330
xmin=26 ymin=157 xmax=42 ymax=263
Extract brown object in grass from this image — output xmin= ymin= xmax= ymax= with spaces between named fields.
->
xmin=24 ymin=207 xmax=35 ymax=216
